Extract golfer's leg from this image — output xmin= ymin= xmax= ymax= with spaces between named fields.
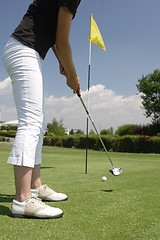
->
xmin=3 ymin=38 xmax=44 ymax=200
xmin=11 ymin=51 xmax=44 ymax=199
xmin=14 ymin=166 xmax=32 ymax=202
xmin=31 ymin=68 xmax=47 ymax=189
xmin=31 ymin=164 xmax=42 ymax=189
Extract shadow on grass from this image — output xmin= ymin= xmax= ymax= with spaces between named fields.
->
xmin=0 ymin=195 xmax=13 ymax=217
xmin=0 ymin=205 xmax=11 ymax=216
xmin=101 ymin=189 xmax=113 ymax=193
xmin=0 ymin=194 xmax=14 ymax=203
xmin=41 ymin=166 xmax=55 ymax=169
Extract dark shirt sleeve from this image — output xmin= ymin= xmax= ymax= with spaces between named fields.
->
xmin=58 ymin=0 xmax=81 ymax=18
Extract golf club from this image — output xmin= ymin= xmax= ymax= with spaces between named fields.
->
xmin=77 ymin=91 xmax=122 ymax=176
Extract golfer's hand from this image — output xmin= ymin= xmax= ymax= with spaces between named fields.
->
xmin=66 ymin=76 xmax=80 ymax=94
xmin=59 ymin=62 xmax=67 ymax=77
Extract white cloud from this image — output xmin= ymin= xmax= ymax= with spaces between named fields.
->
xmin=0 ymin=79 xmax=150 ymax=130
xmin=0 ymin=77 xmax=11 ymax=94
xmin=0 ymin=77 xmax=17 ymax=121
xmin=45 ymin=84 xmax=150 ymax=131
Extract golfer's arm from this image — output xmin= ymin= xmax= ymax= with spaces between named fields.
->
xmin=52 ymin=7 xmax=77 ymax=79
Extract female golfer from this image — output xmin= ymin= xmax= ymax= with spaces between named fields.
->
xmin=3 ymin=0 xmax=81 ymax=219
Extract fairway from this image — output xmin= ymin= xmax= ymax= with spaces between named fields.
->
xmin=0 ymin=143 xmax=160 ymax=240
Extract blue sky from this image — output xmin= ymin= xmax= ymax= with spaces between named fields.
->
xmin=0 ymin=0 xmax=159 ymax=130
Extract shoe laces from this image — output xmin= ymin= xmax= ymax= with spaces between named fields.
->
xmin=43 ymin=184 xmax=55 ymax=193
xmin=30 ymin=197 xmax=46 ymax=206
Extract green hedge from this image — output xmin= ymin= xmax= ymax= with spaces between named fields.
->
xmin=43 ymin=135 xmax=160 ymax=154
xmin=0 ymin=131 xmax=16 ymax=138
xmin=111 ymin=135 xmax=160 ymax=153
xmin=1 ymin=131 xmax=159 ymax=153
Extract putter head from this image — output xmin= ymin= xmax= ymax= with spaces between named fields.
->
xmin=109 ymin=167 xmax=122 ymax=176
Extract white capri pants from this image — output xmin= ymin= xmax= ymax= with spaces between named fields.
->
xmin=2 ymin=37 xmax=47 ymax=168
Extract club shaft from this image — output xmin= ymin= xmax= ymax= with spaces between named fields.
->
xmin=79 ymin=96 xmax=114 ymax=166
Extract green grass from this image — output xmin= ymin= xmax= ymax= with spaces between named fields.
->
xmin=0 ymin=143 xmax=160 ymax=240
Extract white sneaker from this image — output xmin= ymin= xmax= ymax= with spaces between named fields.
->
xmin=11 ymin=197 xmax=63 ymax=219
xmin=31 ymin=185 xmax=68 ymax=202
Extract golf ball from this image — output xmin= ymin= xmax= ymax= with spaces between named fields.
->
xmin=101 ymin=176 xmax=107 ymax=182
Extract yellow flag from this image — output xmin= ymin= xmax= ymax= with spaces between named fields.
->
xmin=89 ymin=15 xmax=106 ymax=52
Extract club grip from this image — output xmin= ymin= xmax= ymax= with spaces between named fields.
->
xmin=76 ymin=89 xmax=81 ymax=97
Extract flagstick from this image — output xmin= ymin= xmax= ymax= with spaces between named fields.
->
xmin=85 ymin=14 xmax=106 ymax=173
xmin=85 ymin=15 xmax=92 ymax=174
